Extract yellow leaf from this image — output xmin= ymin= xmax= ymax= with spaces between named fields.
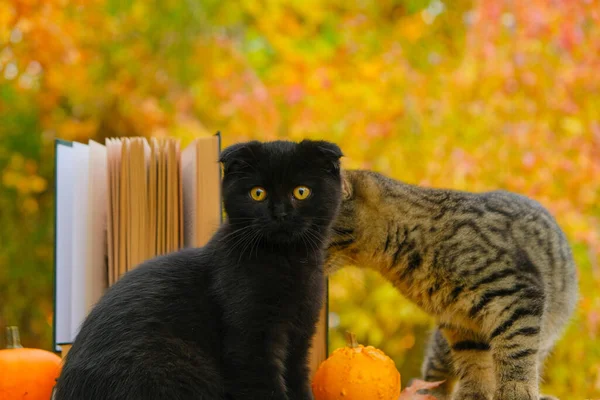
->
xmin=10 ymin=153 xmax=25 ymax=169
xmin=29 ymin=175 xmax=47 ymax=193
xmin=396 ymin=14 xmax=426 ymax=42
xmin=2 ymin=170 xmax=19 ymax=188
xmin=22 ymin=197 xmax=39 ymax=214
xmin=561 ymin=117 xmax=584 ymax=135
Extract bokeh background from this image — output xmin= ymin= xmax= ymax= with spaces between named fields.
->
xmin=1 ymin=0 xmax=599 ymax=397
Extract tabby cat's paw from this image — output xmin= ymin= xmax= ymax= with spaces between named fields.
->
xmin=494 ymin=381 xmax=536 ymax=400
xmin=416 ymin=388 xmax=450 ymax=399
xmin=452 ymin=391 xmax=491 ymax=400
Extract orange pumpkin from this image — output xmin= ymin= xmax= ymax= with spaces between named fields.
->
xmin=312 ymin=332 xmax=401 ymax=400
xmin=0 ymin=326 xmax=62 ymax=400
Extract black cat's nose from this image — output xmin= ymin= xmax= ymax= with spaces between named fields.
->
xmin=273 ymin=204 xmax=288 ymax=221
xmin=274 ymin=211 xmax=288 ymax=221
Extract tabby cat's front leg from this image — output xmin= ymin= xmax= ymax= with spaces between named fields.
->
xmin=442 ymin=326 xmax=495 ymax=400
xmin=490 ymin=334 xmax=540 ymax=400
xmin=487 ymin=291 xmax=544 ymax=400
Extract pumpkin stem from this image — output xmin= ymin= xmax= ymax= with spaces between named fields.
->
xmin=5 ymin=326 xmax=23 ymax=349
xmin=345 ymin=331 xmax=359 ymax=349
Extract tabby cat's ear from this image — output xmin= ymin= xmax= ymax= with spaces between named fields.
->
xmin=299 ymin=140 xmax=344 ymax=173
xmin=341 ymin=171 xmax=353 ymax=200
xmin=219 ymin=141 xmax=261 ymax=174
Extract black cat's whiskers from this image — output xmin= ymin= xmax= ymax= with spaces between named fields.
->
xmin=237 ymin=230 xmax=263 ymax=263
xmin=249 ymin=232 xmax=264 ymax=260
xmin=302 ymin=234 xmax=320 ymax=261
xmin=302 ymin=228 xmax=325 ymax=260
xmin=227 ymin=229 xmax=256 ymax=255
xmin=224 ymin=226 xmax=259 ymax=258
xmin=307 ymin=227 xmax=327 ymax=246
xmin=220 ymin=225 xmax=255 ymax=243
xmin=299 ymin=232 xmax=312 ymax=258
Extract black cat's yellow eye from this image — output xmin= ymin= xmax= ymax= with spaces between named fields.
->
xmin=250 ymin=186 xmax=267 ymax=201
xmin=293 ymin=186 xmax=311 ymax=200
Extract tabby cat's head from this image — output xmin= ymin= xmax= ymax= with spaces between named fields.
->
xmin=325 ymin=169 xmax=385 ymax=273
xmin=220 ymin=139 xmax=343 ymax=244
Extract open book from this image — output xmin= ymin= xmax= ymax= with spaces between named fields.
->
xmin=53 ymin=134 xmax=222 ymax=350
xmin=52 ymin=133 xmax=327 ymax=376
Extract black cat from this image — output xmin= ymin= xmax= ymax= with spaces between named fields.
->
xmin=53 ymin=139 xmax=343 ymax=400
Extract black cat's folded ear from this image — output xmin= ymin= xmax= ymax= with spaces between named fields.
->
xmin=314 ymin=141 xmax=343 ymax=160
xmin=219 ymin=141 xmax=261 ymax=174
xmin=299 ymin=140 xmax=344 ymax=173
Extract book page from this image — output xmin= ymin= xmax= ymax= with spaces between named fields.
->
xmin=129 ymin=139 xmax=141 ymax=268
xmin=119 ymin=139 xmax=129 ymax=276
xmin=143 ymin=139 xmax=151 ymax=259
xmin=195 ymin=136 xmax=221 ymax=247
xmin=128 ymin=139 xmax=137 ymax=269
xmin=177 ymin=141 xmax=183 ymax=248
xmin=130 ymin=139 xmax=140 ymax=269
xmin=106 ymin=139 xmax=115 ymax=286
xmin=167 ymin=139 xmax=179 ymax=252
xmin=157 ymin=140 xmax=165 ymax=255
xmin=112 ymin=139 xmax=123 ymax=284
xmin=148 ymin=139 xmax=158 ymax=258
xmin=166 ymin=140 xmax=173 ymax=252
xmin=55 ymin=141 xmax=74 ymax=349
xmin=181 ymin=139 xmax=197 ymax=248
xmin=133 ymin=137 xmax=149 ymax=266
xmin=70 ymin=142 xmax=90 ymax=340
xmin=86 ymin=140 xmax=108 ymax=314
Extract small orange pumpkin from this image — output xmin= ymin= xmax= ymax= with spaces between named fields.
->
xmin=0 ymin=326 xmax=62 ymax=400
xmin=312 ymin=331 xmax=401 ymax=400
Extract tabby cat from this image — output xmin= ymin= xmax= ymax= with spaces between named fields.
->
xmin=325 ymin=169 xmax=578 ymax=400
xmin=54 ymin=139 xmax=343 ymax=400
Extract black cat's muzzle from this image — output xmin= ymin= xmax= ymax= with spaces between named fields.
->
xmin=261 ymin=221 xmax=311 ymax=244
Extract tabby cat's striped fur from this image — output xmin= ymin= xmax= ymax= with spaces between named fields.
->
xmin=325 ymin=170 xmax=578 ymax=400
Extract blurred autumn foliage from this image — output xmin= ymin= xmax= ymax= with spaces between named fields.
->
xmin=1 ymin=0 xmax=598 ymax=397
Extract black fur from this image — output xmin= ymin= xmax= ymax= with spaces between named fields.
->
xmin=54 ymin=139 xmax=343 ymax=400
